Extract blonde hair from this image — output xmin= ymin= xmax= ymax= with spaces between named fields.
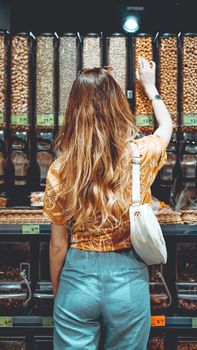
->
xmin=55 ymin=67 xmax=139 ymax=234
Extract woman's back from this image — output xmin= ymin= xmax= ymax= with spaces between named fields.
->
xmin=44 ymin=133 xmax=167 ymax=251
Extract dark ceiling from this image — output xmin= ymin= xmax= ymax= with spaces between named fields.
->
xmin=10 ymin=0 xmax=196 ymax=34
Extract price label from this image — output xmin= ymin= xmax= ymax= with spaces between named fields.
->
xmin=42 ymin=317 xmax=53 ymax=327
xmin=58 ymin=114 xmax=64 ymax=126
xmin=136 ymin=115 xmax=154 ymax=127
xmin=192 ymin=318 xmax=197 ymax=328
xmin=11 ymin=115 xmax=29 ymax=126
xmin=22 ymin=224 xmax=40 ymax=234
xmin=37 ymin=114 xmax=54 ymax=126
xmin=151 ymin=316 xmax=166 ymax=327
xmin=0 ymin=113 xmax=4 ymax=124
xmin=0 ymin=317 xmax=13 ymax=327
xmin=183 ymin=115 xmax=197 ymax=126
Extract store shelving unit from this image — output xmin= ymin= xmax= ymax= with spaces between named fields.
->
xmin=0 ymin=29 xmax=196 ymax=349
xmin=0 ymin=224 xmax=196 ymax=349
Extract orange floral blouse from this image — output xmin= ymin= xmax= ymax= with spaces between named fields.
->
xmin=43 ymin=134 xmax=167 ymax=251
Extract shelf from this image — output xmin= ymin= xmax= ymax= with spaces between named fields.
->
xmin=161 ymin=224 xmax=197 ymax=236
xmin=0 ymin=224 xmax=196 ymax=235
xmin=0 ymin=224 xmax=50 ymax=235
xmin=0 ymin=316 xmax=196 ymax=329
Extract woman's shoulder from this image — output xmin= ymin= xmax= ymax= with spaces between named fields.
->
xmin=130 ymin=133 xmax=167 ymax=172
xmin=46 ymin=158 xmax=62 ymax=192
xmin=133 ymin=133 xmax=167 ymax=156
xmin=48 ymin=158 xmax=61 ymax=177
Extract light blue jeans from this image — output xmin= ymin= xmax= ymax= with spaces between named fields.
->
xmin=53 ymin=247 xmax=151 ymax=350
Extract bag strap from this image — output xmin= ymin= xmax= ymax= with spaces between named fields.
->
xmin=131 ymin=143 xmax=141 ymax=206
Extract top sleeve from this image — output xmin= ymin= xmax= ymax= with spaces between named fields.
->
xmin=43 ymin=160 xmax=67 ymax=225
xmin=134 ymin=134 xmax=168 ymax=198
xmin=134 ymin=133 xmax=167 ymax=171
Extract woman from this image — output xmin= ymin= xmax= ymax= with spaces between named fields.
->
xmin=43 ymin=56 xmax=173 ymax=350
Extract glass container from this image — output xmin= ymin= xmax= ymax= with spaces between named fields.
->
xmin=0 ymin=31 xmax=7 ymax=130
xmin=0 ymin=283 xmax=28 ymax=315
xmin=0 ymin=131 xmax=7 ymax=186
xmin=10 ymin=133 xmax=30 ymax=186
xmin=159 ymin=34 xmax=178 ymax=130
xmin=174 ymin=134 xmax=197 ymax=211
xmin=107 ymin=34 xmax=127 ymax=94
xmin=58 ymin=33 xmax=77 ymax=126
xmin=39 ymin=242 xmax=50 ymax=281
xmin=176 ymin=282 xmax=197 ymax=312
xmin=33 ymin=282 xmax=53 ymax=315
xmin=134 ymin=34 xmax=154 ymax=132
xmin=176 ymin=242 xmax=197 ymax=313
xmin=82 ymin=33 xmax=101 ymax=69
xmin=0 ymin=242 xmax=30 ymax=282
xmin=34 ymin=337 xmax=53 ymax=350
xmin=10 ymin=33 xmax=32 ymax=132
xmin=36 ymin=33 xmax=56 ymax=130
xmin=181 ymin=34 xmax=197 ymax=132
xmin=160 ymin=134 xmax=177 ymax=185
xmin=147 ymin=336 xmax=164 ymax=350
xmin=176 ymin=243 xmax=197 ymax=282
xmin=177 ymin=338 xmax=197 ymax=350
xmin=0 ymin=338 xmax=26 ymax=350
xmin=150 ymin=282 xmax=169 ymax=310
xmin=35 ymin=132 xmax=53 ymax=188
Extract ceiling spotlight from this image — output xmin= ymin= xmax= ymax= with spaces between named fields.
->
xmin=123 ymin=16 xmax=139 ymax=33
xmin=121 ymin=6 xmax=144 ymax=33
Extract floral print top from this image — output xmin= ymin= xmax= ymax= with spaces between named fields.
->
xmin=43 ymin=134 xmax=167 ymax=251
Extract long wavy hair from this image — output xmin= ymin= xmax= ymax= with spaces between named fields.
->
xmin=55 ymin=67 xmax=139 ymax=234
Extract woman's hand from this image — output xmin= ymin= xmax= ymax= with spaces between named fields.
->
xmin=136 ymin=56 xmax=156 ymax=94
xmin=136 ymin=56 xmax=173 ymax=146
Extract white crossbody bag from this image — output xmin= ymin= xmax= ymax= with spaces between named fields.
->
xmin=129 ymin=142 xmax=167 ymax=265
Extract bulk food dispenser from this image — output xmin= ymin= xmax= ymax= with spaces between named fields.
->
xmin=0 ymin=31 xmax=8 ymax=131
xmin=157 ymin=33 xmax=178 ymax=131
xmin=82 ymin=33 xmax=102 ymax=69
xmin=33 ymin=240 xmax=53 ymax=316
xmin=133 ymin=33 xmax=154 ymax=133
xmin=176 ymin=242 xmax=197 ymax=314
xmin=34 ymin=33 xmax=57 ymax=190
xmin=5 ymin=32 xmax=34 ymax=206
xmin=10 ymin=33 xmax=32 ymax=133
xmin=58 ymin=33 xmax=78 ymax=127
xmin=0 ymin=241 xmax=31 ymax=316
xmin=0 ymin=131 xmax=7 ymax=207
xmin=0 ymin=337 xmax=26 ymax=350
xmin=6 ymin=132 xmax=30 ymax=206
xmin=180 ymin=33 xmax=197 ymax=132
xmin=0 ymin=31 xmax=8 ymax=206
xmin=159 ymin=133 xmax=178 ymax=205
xmin=147 ymin=336 xmax=165 ymax=350
xmin=149 ymin=264 xmax=172 ymax=314
xmin=107 ymin=33 xmax=128 ymax=95
xmin=173 ymin=133 xmax=197 ymax=213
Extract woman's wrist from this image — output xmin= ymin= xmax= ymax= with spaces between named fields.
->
xmin=143 ymin=85 xmax=159 ymax=100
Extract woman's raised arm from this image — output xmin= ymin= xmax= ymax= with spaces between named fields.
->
xmin=136 ymin=56 xmax=173 ymax=146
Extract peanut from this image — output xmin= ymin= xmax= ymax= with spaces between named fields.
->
xmin=11 ymin=35 xmax=30 ymax=131
xmin=159 ymin=36 xmax=178 ymax=130
xmin=181 ymin=36 xmax=197 ymax=132
xmin=135 ymin=36 xmax=154 ymax=133
xmin=0 ymin=35 xmax=6 ymax=129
